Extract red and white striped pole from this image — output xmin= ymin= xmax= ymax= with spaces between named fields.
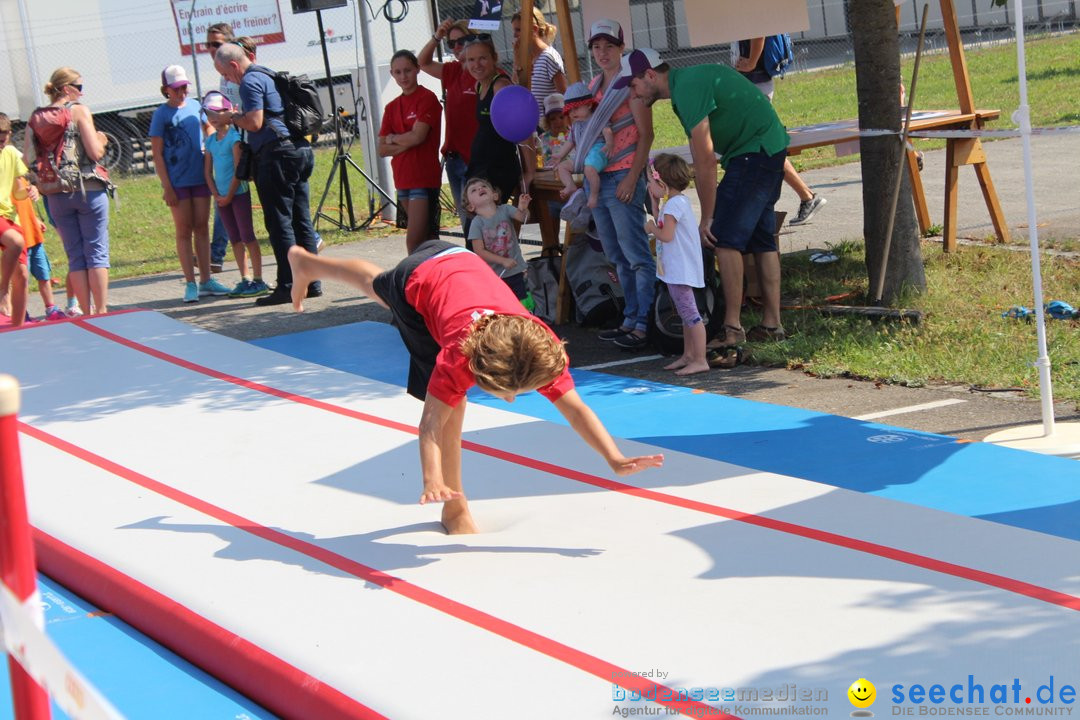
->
xmin=0 ymin=373 xmax=51 ymax=720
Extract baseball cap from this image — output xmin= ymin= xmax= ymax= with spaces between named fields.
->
xmin=161 ymin=65 xmax=191 ymax=88
xmin=588 ymin=18 xmax=624 ymax=46
xmin=202 ymin=90 xmax=233 ymax=113
xmin=543 ymin=92 xmax=565 ymax=117
xmin=611 ymin=48 xmax=663 ymax=90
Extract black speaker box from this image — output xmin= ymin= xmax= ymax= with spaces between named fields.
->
xmin=291 ymin=0 xmax=348 ymax=13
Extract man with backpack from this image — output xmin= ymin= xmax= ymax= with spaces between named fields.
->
xmin=736 ymin=35 xmax=827 ymax=226
xmin=213 ymin=42 xmax=321 ymax=306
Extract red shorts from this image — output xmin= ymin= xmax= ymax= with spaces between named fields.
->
xmin=0 ymin=216 xmax=27 ymax=265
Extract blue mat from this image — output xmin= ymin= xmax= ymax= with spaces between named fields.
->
xmin=253 ymin=321 xmax=1080 ymax=541
xmin=0 ymin=575 xmax=273 ymax=720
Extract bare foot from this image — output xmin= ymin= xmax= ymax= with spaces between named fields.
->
xmin=0 ymin=294 xmax=10 ymax=317
xmin=287 ymin=246 xmax=313 ymax=311
xmin=560 ymin=185 xmax=575 ymax=200
xmin=664 ymin=357 xmax=689 ymax=370
xmin=675 ymin=361 xmax=711 ymax=376
xmin=587 ymin=193 xmax=599 ymax=209
xmin=442 ymin=501 xmax=479 ymax=535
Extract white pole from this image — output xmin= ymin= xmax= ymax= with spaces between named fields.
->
xmin=356 ymin=0 xmax=395 ymax=220
xmin=1012 ymin=0 xmax=1055 ymax=437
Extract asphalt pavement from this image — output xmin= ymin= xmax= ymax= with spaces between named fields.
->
xmin=102 ymin=133 xmax=1080 ymax=443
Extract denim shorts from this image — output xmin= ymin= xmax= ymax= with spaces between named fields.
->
xmin=710 ymin=150 xmax=787 ymax=254
xmin=27 ymin=244 xmax=52 ymax=282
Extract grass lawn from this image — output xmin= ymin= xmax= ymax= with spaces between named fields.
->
xmin=38 ymin=31 xmax=1080 ymax=405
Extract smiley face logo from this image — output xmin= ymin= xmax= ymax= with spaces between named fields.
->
xmin=848 ymin=678 xmax=876 ymax=710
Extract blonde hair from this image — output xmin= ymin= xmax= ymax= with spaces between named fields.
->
xmin=447 ymin=19 xmax=470 ymax=37
xmin=44 ymin=67 xmax=80 ymax=102
xmin=512 ymin=7 xmax=557 ymax=43
xmin=652 ymin=153 xmax=693 ymax=192
xmin=462 ymin=315 xmax=567 ymax=395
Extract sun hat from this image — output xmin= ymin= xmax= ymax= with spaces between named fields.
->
xmin=562 ymin=81 xmax=596 ymax=115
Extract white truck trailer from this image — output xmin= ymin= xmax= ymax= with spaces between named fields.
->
xmin=0 ymin=0 xmax=435 ymax=171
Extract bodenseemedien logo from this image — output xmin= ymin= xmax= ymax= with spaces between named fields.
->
xmin=849 ymin=678 xmax=877 ymax=717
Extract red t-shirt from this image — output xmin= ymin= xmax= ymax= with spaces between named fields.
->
xmin=405 ymin=249 xmax=575 ymax=407
xmin=440 ymin=62 xmax=479 ymax=163
xmin=380 ymin=85 xmax=443 ymax=189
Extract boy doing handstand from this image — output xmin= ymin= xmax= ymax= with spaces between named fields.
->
xmin=288 ymin=241 xmax=664 ymax=534
xmin=551 ymin=82 xmax=613 ymax=209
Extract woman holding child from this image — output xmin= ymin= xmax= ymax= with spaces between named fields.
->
xmin=379 ymin=49 xmax=442 ymax=254
xmin=581 ymin=19 xmax=656 ymax=351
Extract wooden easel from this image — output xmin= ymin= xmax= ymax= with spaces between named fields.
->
xmin=903 ymin=0 xmax=1010 ymax=250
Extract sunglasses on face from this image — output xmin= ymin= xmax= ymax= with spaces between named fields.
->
xmin=208 ymin=41 xmax=223 ymax=49
xmin=69 ymin=83 xmax=83 ymax=92
xmin=459 ymin=33 xmax=493 ymax=47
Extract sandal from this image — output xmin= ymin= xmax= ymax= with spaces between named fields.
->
xmin=747 ymin=325 xmax=787 ymax=342
xmin=707 ymin=324 xmax=745 ymax=350
xmin=707 ymin=346 xmax=744 ymax=369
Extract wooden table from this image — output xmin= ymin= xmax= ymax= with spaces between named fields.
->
xmin=656 ymin=109 xmax=1008 ymax=252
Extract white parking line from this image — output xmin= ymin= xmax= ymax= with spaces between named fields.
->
xmin=579 ymin=355 xmax=664 ymax=370
xmin=854 ymin=398 xmax=967 ymax=421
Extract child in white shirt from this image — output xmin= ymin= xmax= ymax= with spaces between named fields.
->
xmin=644 ymin=153 xmax=707 ymax=375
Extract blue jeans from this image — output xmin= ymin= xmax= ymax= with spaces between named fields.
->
xmin=591 ymin=169 xmax=654 ymax=333
xmin=210 ymin=210 xmax=228 ymax=265
xmin=445 ymin=153 xmax=472 ymax=246
xmin=253 ymin=141 xmax=319 ymax=290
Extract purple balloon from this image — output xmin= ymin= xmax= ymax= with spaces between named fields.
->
xmin=491 ymin=85 xmax=540 ymax=144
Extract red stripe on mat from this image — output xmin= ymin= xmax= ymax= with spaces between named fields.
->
xmin=72 ymin=317 xmax=1080 ymax=613
xmin=21 ymin=421 xmax=732 ymax=719
xmin=33 ymin=528 xmax=387 ymax=720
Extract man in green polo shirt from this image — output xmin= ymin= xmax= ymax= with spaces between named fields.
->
xmin=615 ymin=48 xmax=790 ymax=349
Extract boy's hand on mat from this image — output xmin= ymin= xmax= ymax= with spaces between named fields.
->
xmin=609 ymin=453 xmax=665 ymax=476
xmin=420 ymin=482 xmax=465 ymax=504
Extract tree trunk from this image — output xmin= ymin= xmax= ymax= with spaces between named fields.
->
xmin=850 ymin=0 xmax=926 ymax=305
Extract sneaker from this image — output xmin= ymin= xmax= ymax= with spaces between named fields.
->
xmin=613 ymin=332 xmax=649 ymax=350
xmin=789 ymin=194 xmax=827 ymax=225
xmin=65 ymin=301 xmax=83 ymax=318
xmin=199 ymin=277 xmax=231 ymax=296
xmin=254 ymin=285 xmax=293 ymax=306
xmin=315 ymin=232 xmax=324 ymax=251
xmin=183 ymin=281 xmax=199 ymax=303
xmin=210 ymin=263 xmax=224 ymax=273
xmin=598 ymin=326 xmax=633 ymax=341
xmin=229 ymin=279 xmax=254 ymax=298
xmin=45 ymin=307 xmax=67 ymax=321
xmin=306 ymin=283 xmax=323 ymax=298
xmin=248 ymin=279 xmax=271 ymax=297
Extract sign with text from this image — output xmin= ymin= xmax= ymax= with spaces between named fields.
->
xmin=171 ymin=0 xmax=287 ymax=56
xmin=468 ymin=0 xmax=503 ymax=32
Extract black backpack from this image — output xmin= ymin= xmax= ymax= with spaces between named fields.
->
xmin=252 ymin=67 xmax=324 ymax=140
xmin=647 ymin=249 xmax=722 ymax=355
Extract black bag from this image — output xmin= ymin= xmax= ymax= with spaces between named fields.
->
xmin=647 ymin=249 xmax=722 ymax=355
xmin=235 ymin=136 xmax=254 ymax=181
xmin=565 ymin=230 xmax=623 ymax=327
xmin=527 ymin=251 xmax=561 ymax=324
xmin=252 ymin=67 xmax=324 ymax=140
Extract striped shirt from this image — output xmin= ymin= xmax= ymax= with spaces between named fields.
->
xmin=529 ymin=46 xmax=565 ymax=116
